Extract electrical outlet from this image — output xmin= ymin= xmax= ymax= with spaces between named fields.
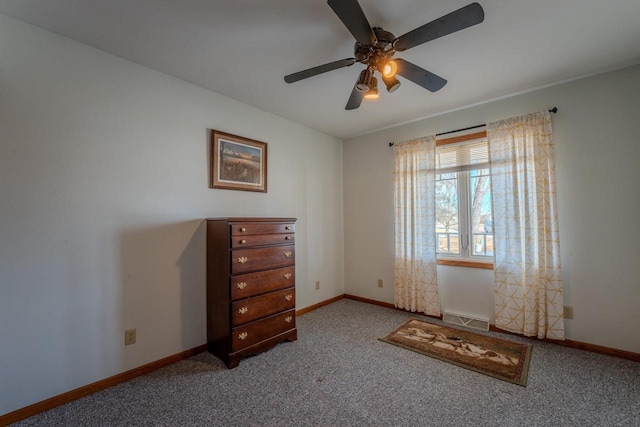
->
xmin=125 ymin=328 xmax=137 ymax=345
xmin=315 ymin=280 xmax=320 ymax=290
xmin=563 ymin=306 xmax=574 ymax=320
xmin=378 ymin=279 xmax=383 ymax=288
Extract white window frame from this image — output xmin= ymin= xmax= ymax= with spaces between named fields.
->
xmin=435 ymin=130 xmax=494 ymax=269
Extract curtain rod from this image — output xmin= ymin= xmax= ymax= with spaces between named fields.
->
xmin=388 ymin=107 xmax=558 ymax=147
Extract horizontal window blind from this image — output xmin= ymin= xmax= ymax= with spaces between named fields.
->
xmin=436 ymin=136 xmax=489 ymax=174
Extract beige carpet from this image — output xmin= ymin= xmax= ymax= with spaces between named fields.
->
xmin=13 ymin=300 xmax=640 ymax=426
xmin=380 ymin=318 xmax=532 ymax=386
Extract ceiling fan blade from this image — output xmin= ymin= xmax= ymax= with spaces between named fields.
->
xmin=395 ymin=59 xmax=447 ymax=92
xmin=284 ymin=58 xmax=357 ymax=83
xmin=345 ymin=83 xmax=364 ymax=110
xmin=328 ymin=0 xmax=377 ymax=45
xmin=393 ymin=2 xmax=484 ymax=51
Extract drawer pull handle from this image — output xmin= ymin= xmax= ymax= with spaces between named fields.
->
xmin=237 ymin=282 xmax=247 ymax=290
xmin=238 ymin=307 xmax=248 ymax=315
xmin=285 ymin=294 xmax=293 ymax=301
xmin=238 ymin=332 xmax=248 ymax=340
xmin=240 ymin=227 xmax=246 ymax=232
xmin=240 ymin=239 xmax=246 ymax=244
xmin=285 ymin=316 xmax=293 ymax=323
xmin=285 ymin=226 xmax=291 ymax=231
xmin=285 ymin=236 xmax=292 ymax=240
xmin=284 ymin=251 xmax=292 ymax=258
xmin=238 ymin=257 xmax=248 ymax=264
xmin=284 ymin=273 xmax=292 ymax=280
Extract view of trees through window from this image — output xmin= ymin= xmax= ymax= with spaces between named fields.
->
xmin=435 ymin=172 xmax=460 ymax=254
xmin=470 ymin=168 xmax=493 ymax=257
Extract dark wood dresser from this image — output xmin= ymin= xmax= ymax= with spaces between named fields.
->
xmin=206 ymin=217 xmax=297 ymax=368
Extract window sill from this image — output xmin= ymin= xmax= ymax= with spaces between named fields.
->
xmin=437 ymin=259 xmax=494 ymax=269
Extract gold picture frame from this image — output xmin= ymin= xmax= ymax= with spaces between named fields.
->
xmin=210 ymin=130 xmax=267 ymax=192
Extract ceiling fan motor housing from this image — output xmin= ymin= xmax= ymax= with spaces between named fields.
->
xmin=372 ymin=27 xmax=396 ymax=49
xmin=354 ymin=27 xmax=397 ymax=70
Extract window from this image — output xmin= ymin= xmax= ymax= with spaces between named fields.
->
xmin=435 ymin=131 xmax=493 ymax=267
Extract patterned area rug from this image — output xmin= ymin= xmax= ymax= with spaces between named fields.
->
xmin=380 ymin=318 xmax=532 ymax=386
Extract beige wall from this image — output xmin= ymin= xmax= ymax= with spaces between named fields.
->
xmin=344 ymin=64 xmax=640 ymax=353
xmin=0 ymin=14 xmax=344 ymax=415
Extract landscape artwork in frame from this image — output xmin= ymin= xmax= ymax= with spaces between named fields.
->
xmin=211 ymin=130 xmax=267 ymax=192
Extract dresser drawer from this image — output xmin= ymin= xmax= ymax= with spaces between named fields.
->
xmin=231 ymin=222 xmax=295 ymax=236
xmin=231 ymin=245 xmax=295 ymax=274
xmin=231 ymin=266 xmax=295 ymax=300
xmin=231 ymin=309 xmax=296 ymax=352
xmin=232 ymin=288 xmax=295 ymax=326
xmin=231 ymin=233 xmax=294 ymax=249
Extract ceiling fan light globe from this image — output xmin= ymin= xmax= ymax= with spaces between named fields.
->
xmin=382 ymin=60 xmax=398 ymax=78
xmin=387 ymin=82 xmax=401 ymax=93
xmin=364 ymin=90 xmax=379 ymax=99
xmin=364 ymin=76 xmax=379 ymax=99
xmin=383 ymin=75 xmax=401 ymax=93
xmin=356 ymin=69 xmax=372 ymax=92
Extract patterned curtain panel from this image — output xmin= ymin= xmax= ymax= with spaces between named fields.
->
xmin=488 ymin=111 xmax=564 ymax=340
xmin=393 ymin=136 xmax=440 ymax=316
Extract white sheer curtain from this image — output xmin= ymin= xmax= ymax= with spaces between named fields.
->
xmin=393 ymin=136 xmax=440 ymax=316
xmin=488 ymin=111 xmax=564 ymax=340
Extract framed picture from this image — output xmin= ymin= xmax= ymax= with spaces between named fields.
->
xmin=210 ymin=130 xmax=267 ymax=192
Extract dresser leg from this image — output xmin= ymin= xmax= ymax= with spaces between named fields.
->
xmin=227 ymin=356 xmax=240 ymax=369
xmin=286 ymin=330 xmax=298 ymax=342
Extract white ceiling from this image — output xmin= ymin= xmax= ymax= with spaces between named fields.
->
xmin=2 ymin=0 xmax=640 ymax=139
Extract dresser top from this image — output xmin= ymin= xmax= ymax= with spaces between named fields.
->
xmin=206 ymin=217 xmax=296 ymax=222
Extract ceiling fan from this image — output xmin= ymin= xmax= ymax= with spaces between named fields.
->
xmin=284 ymin=0 xmax=484 ymax=110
